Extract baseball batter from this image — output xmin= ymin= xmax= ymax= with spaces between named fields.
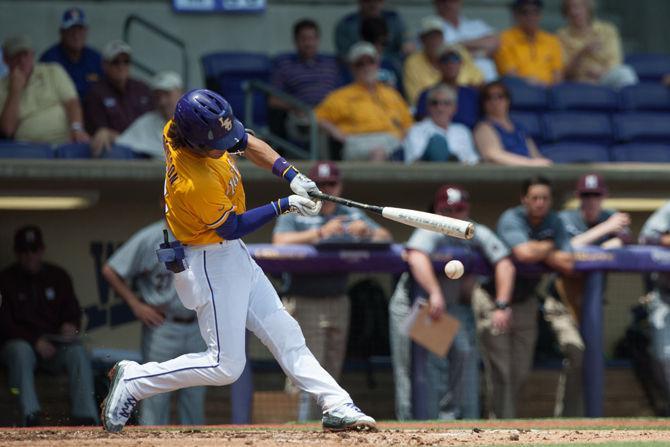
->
xmin=100 ymin=89 xmax=376 ymax=432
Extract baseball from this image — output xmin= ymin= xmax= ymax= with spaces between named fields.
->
xmin=444 ymin=260 xmax=464 ymax=279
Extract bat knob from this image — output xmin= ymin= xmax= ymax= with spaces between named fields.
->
xmin=464 ymin=223 xmax=475 ymax=240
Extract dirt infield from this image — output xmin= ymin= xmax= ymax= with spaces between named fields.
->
xmin=2 ymin=420 xmax=670 ymax=446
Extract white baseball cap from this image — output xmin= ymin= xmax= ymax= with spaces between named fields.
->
xmin=150 ymin=71 xmax=183 ymax=91
xmin=103 ymin=40 xmax=132 ymax=61
xmin=420 ymin=16 xmax=444 ymax=37
xmin=347 ymin=41 xmax=378 ymax=64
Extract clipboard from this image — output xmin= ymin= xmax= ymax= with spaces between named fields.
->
xmin=401 ymin=299 xmax=461 ymax=358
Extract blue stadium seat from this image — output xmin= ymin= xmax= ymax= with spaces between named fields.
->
xmin=542 ymin=112 xmax=613 ymax=144
xmin=56 ymin=143 xmax=91 ymax=159
xmin=610 ymin=143 xmax=670 ymax=162
xmin=502 ymin=76 xmax=548 ymax=111
xmin=0 ymin=141 xmax=54 ymax=158
xmin=625 ymin=53 xmax=670 ymax=83
xmin=201 ymin=52 xmax=271 ymax=127
xmin=540 ymin=143 xmax=610 ymax=163
xmin=549 ymin=83 xmax=619 ymax=111
xmin=612 ymin=112 xmax=670 ymax=143
xmin=620 ymin=83 xmax=670 ymax=111
xmin=104 ymin=144 xmax=140 ymax=159
xmin=510 ymin=111 xmax=543 ymax=143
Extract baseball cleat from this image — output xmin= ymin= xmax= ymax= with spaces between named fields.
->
xmin=101 ymin=360 xmax=139 ymax=433
xmin=322 ymin=402 xmax=377 ymax=432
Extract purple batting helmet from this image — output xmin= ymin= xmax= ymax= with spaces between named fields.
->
xmin=174 ymin=89 xmax=247 ymax=152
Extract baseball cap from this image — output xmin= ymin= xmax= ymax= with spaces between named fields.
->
xmin=511 ymin=0 xmax=544 ymax=10
xmin=61 ymin=7 xmax=87 ymax=30
xmin=347 ymin=41 xmax=378 ymax=64
xmin=150 ymin=71 xmax=183 ymax=91
xmin=420 ymin=16 xmax=444 ymax=37
xmin=308 ymin=161 xmax=341 ymax=184
xmin=14 ymin=225 xmax=45 ymax=253
xmin=2 ymin=35 xmax=33 ymax=58
xmin=576 ymin=173 xmax=607 ymax=195
xmin=438 ymin=46 xmax=463 ymax=64
xmin=434 ymin=185 xmax=470 ymax=212
xmin=102 ymin=40 xmax=132 ymax=61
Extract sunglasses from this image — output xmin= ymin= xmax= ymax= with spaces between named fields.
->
xmin=579 ymin=192 xmax=603 ymax=198
xmin=110 ymin=58 xmax=131 ymax=66
xmin=518 ymin=7 xmax=541 ymax=16
xmin=439 ymin=54 xmax=462 ymax=64
xmin=485 ymin=93 xmax=507 ymax=101
xmin=429 ymin=99 xmax=454 ymax=106
xmin=353 ymin=59 xmax=376 ymax=68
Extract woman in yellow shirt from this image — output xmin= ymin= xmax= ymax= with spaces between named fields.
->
xmin=557 ymin=0 xmax=637 ymax=88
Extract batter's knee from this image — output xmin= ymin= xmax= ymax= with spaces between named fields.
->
xmin=211 ymin=358 xmax=246 ymax=386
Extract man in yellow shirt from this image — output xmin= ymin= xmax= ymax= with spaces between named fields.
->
xmin=315 ymin=41 xmax=413 ymax=161
xmin=403 ymin=16 xmax=484 ymax=106
xmin=0 ymin=35 xmax=89 ymax=145
xmin=495 ymin=0 xmax=564 ymax=85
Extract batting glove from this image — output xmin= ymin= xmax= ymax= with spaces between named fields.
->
xmin=288 ymin=194 xmax=322 ymax=216
xmin=290 ymin=173 xmax=321 ymax=199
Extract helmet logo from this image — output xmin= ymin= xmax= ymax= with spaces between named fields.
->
xmin=207 ymin=130 xmax=214 ymax=140
xmin=219 ymin=117 xmax=233 ymax=131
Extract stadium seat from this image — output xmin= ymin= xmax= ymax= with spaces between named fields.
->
xmin=540 ymin=143 xmax=610 ymax=163
xmin=620 ymin=83 xmax=670 ymax=111
xmin=510 ymin=111 xmax=543 ymax=143
xmin=201 ymin=52 xmax=271 ymax=127
xmin=542 ymin=112 xmax=613 ymax=144
xmin=610 ymin=143 xmax=670 ymax=162
xmin=0 ymin=141 xmax=54 ymax=158
xmin=612 ymin=112 xmax=670 ymax=143
xmin=104 ymin=144 xmax=141 ymax=159
xmin=549 ymin=83 xmax=619 ymax=111
xmin=56 ymin=143 xmax=91 ymax=159
xmin=502 ymin=76 xmax=548 ymax=111
xmin=625 ymin=53 xmax=670 ymax=83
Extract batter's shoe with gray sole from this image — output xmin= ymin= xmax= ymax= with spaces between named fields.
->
xmin=322 ymin=403 xmax=377 ymax=432
xmin=101 ymin=360 xmax=139 ymax=433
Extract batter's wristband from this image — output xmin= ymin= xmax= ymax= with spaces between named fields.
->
xmin=272 ymin=157 xmax=299 ymax=182
xmin=272 ymin=197 xmax=291 ymax=215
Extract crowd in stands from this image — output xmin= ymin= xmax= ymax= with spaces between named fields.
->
xmin=2 ymin=0 xmax=668 ymax=163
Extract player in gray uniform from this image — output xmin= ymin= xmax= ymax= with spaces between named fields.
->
xmin=102 ymin=220 xmax=206 ymax=425
xmin=491 ymin=175 xmax=576 ymax=418
xmin=389 ymin=185 xmax=515 ymax=420
xmin=272 ymin=161 xmax=392 ymax=421
xmin=639 ymin=200 xmax=670 ymax=404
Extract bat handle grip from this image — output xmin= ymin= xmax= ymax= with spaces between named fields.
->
xmin=163 ymin=229 xmax=170 ymax=245
xmin=309 ymin=191 xmax=327 ymax=200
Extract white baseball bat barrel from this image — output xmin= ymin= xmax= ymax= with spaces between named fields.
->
xmin=381 ymin=207 xmax=474 ymax=240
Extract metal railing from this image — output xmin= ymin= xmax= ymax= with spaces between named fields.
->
xmin=242 ymin=80 xmax=320 ymax=160
xmin=122 ymin=14 xmax=189 ymax=87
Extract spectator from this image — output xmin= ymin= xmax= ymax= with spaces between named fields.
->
xmin=392 ymin=185 xmax=514 ymax=420
xmin=0 ymin=226 xmax=99 ymax=427
xmin=639 ymin=201 xmax=670 ymax=407
xmin=0 ymin=48 xmax=8 ymax=78
xmin=490 ymin=176 xmax=579 ymax=418
xmin=84 ymin=40 xmax=152 ymax=157
xmin=334 ymin=0 xmax=409 ymax=66
xmin=115 ymin=71 xmax=183 ymax=159
xmin=557 ymin=0 xmax=638 ymax=88
xmin=269 ymin=19 xmax=342 ymax=145
xmin=474 ymin=81 xmax=552 ymax=166
xmin=433 ymin=0 xmax=499 ymax=81
xmin=40 ymin=7 xmax=103 ymax=99
xmin=360 ymin=16 xmax=403 ymax=91
xmin=414 ymin=46 xmax=480 ymax=126
xmin=495 ymin=0 xmax=564 ymax=85
xmin=272 ymin=161 xmax=392 ymax=421
xmin=102 ymin=219 xmax=207 ymax=426
xmin=403 ymin=85 xmax=478 ymax=164
xmin=315 ymin=42 xmax=413 ymax=161
xmin=551 ymin=175 xmax=630 ymax=402
xmin=0 ymin=35 xmax=89 ymax=145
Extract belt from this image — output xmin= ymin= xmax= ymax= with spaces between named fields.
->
xmin=168 ymin=315 xmax=197 ymax=324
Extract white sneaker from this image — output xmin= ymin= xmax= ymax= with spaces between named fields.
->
xmin=101 ymin=360 xmax=139 ymax=433
xmin=322 ymin=402 xmax=377 ymax=432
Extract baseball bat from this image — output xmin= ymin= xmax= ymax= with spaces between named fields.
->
xmin=309 ymin=191 xmax=475 ymax=240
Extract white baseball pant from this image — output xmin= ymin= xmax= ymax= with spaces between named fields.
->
xmin=121 ymin=239 xmax=352 ymax=413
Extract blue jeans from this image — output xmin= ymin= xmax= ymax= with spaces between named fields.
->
xmin=425 ymin=302 xmax=480 ymax=419
xmin=0 ymin=339 xmax=99 ymax=423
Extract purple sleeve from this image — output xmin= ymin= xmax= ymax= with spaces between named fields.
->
xmin=215 ymin=198 xmax=290 ymax=240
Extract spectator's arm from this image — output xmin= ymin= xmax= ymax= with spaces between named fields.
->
xmin=512 ymin=240 xmax=555 ymax=263
xmin=474 ymin=122 xmax=549 ymax=166
xmin=102 ymin=264 xmax=165 ymax=327
xmin=570 ymin=212 xmax=631 ymax=248
xmin=317 ymin=118 xmax=347 ymax=143
xmin=462 ymin=34 xmax=500 ymax=57
xmin=272 ymin=228 xmax=321 ymax=245
xmin=493 ymin=256 xmax=515 ymax=304
xmin=372 ymin=226 xmax=393 ymax=242
xmin=64 ymin=98 xmax=90 ymax=142
xmin=545 ymin=249 xmax=574 ymax=275
xmin=0 ymin=88 xmax=21 ymax=138
xmin=551 ymin=39 xmax=565 ymax=84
